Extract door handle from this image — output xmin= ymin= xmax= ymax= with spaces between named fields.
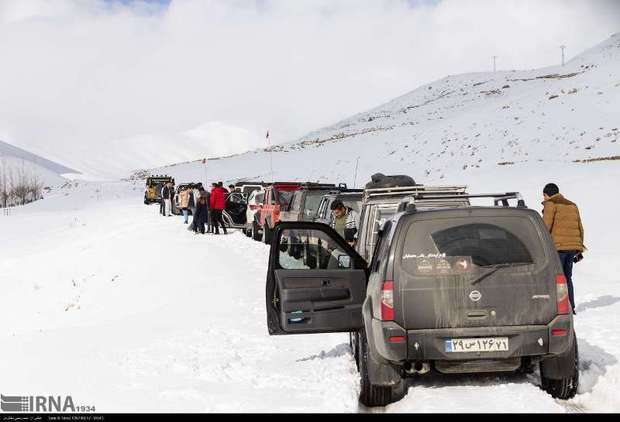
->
xmin=322 ymin=280 xmax=331 ymax=286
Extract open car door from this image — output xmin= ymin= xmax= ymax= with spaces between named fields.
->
xmin=265 ymin=222 xmax=367 ymax=335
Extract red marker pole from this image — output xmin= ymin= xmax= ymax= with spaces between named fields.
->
xmin=267 ymin=130 xmax=274 ymax=182
xmin=202 ymin=158 xmax=208 ymax=186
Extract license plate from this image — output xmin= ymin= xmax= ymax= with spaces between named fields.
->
xmin=445 ymin=337 xmax=509 ymax=353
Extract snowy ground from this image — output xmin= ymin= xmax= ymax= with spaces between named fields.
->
xmin=1 ymin=163 xmax=619 ymax=413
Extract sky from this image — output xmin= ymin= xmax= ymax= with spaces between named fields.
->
xmin=0 ymin=0 xmax=619 ymax=174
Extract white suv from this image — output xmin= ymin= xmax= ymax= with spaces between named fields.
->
xmin=244 ymin=188 xmax=265 ymax=239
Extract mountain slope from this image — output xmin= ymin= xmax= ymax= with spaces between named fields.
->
xmin=149 ymin=32 xmax=620 ymax=186
xmin=0 ymin=139 xmax=75 ymax=188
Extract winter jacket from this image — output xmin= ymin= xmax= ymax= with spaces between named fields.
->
xmin=331 ymin=207 xmax=359 ymax=242
xmin=542 ymin=194 xmax=585 ymax=252
xmin=179 ymin=189 xmax=190 ymax=209
xmin=210 ymin=187 xmax=226 ymax=211
xmin=161 ymin=186 xmax=174 ymax=200
xmin=193 ymin=201 xmax=210 ymax=224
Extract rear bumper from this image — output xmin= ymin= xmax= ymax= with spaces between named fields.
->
xmin=370 ymin=315 xmax=573 ymax=364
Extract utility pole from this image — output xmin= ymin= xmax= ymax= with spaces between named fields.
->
xmin=560 ymin=45 xmax=566 ymax=66
xmin=492 ymin=56 xmax=498 ymax=73
xmin=353 ymin=156 xmax=360 ymax=188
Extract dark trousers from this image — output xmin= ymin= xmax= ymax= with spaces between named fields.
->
xmin=194 ymin=221 xmax=205 ymax=234
xmin=211 ymin=210 xmax=227 ymax=234
xmin=558 ymin=251 xmax=577 ymax=312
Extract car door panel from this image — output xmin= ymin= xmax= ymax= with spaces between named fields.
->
xmin=265 ymin=222 xmax=368 ymax=335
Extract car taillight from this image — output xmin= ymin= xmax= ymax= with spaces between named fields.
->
xmin=249 ymin=204 xmax=258 ymax=211
xmin=381 ymin=281 xmax=394 ymax=321
xmin=551 ymin=328 xmax=568 ymax=337
xmin=556 ymin=274 xmax=570 ymax=315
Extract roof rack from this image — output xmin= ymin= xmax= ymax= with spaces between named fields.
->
xmin=365 ymin=185 xmax=468 ymax=200
xmin=399 ymin=192 xmax=526 ymax=212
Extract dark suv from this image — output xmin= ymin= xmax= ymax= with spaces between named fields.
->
xmin=264 ymin=188 xmax=578 ymax=407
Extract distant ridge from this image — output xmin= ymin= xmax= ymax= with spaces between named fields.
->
xmin=0 ymin=139 xmax=79 ymax=175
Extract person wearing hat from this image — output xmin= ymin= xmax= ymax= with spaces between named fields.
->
xmin=542 ymin=183 xmax=585 ymax=315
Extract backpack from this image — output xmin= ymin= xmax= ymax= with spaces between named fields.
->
xmin=365 ymin=173 xmax=417 ymax=189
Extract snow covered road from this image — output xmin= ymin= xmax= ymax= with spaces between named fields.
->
xmin=1 ymin=177 xmax=619 ymax=413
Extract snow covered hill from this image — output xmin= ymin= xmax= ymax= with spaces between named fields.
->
xmin=148 ymin=32 xmax=619 ymax=186
xmin=0 ymin=139 xmax=75 ymax=189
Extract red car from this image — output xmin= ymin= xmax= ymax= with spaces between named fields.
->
xmin=257 ymin=182 xmax=302 ymax=243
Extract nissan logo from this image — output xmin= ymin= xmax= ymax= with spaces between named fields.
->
xmin=469 ymin=290 xmax=482 ymax=302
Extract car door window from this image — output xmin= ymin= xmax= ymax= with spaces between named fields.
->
xmin=278 ymin=228 xmax=354 ymax=270
xmin=291 ymin=192 xmax=303 ymax=211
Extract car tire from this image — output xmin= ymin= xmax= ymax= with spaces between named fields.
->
xmin=263 ymin=223 xmax=273 ymax=244
xmin=252 ymin=221 xmax=262 ymax=242
xmin=358 ymin=329 xmax=406 ymax=407
xmin=350 ymin=331 xmax=360 ymax=371
xmin=540 ymin=335 xmax=579 ymax=400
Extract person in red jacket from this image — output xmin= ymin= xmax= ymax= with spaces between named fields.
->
xmin=210 ymin=182 xmax=227 ymax=235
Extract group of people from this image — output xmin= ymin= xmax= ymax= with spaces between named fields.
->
xmin=159 ymin=181 xmax=240 ymax=235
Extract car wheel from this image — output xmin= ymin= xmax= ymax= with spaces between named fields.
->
xmin=252 ymin=221 xmax=262 ymax=242
xmin=263 ymin=223 xmax=273 ymax=244
xmin=540 ymin=334 xmax=579 ymax=400
xmin=350 ymin=331 xmax=360 ymax=371
xmin=358 ymin=329 xmax=406 ymax=407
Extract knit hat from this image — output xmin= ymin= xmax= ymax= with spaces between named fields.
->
xmin=543 ymin=183 xmax=559 ymax=197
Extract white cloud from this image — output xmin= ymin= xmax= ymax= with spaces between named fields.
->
xmin=0 ymin=0 xmax=618 ymax=177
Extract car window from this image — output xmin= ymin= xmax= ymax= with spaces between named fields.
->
xmin=227 ymin=193 xmax=246 ymax=204
xmin=400 ymin=217 xmax=542 ymax=276
xmin=277 ymin=190 xmax=295 ymax=207
xmin=278 ymin=228 xmax=353 ymax=270
xmin=362 ymin=203 xmax=398 ymax=262
xmin=303 ymin=191 xmax=327 ymax=218
xmin=255 ymin=192 xmax=264 ymax=203
xmin=291 ymin=191 xmax=303 ymax=211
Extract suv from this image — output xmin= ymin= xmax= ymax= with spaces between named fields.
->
xmin=234 ymin=182 xmax=270 ymax=198
xmin=256 ymin=182 xmax=303 ymax=243
xmin=314 ymin=190 xmax=363 ymax=226
xmin=280 ymin=183 xmax=341 ymax=223
xmin=245 ymin=188 xmax=266 ymax=239
xmin=144 ymin=175 xmax=174 ymax=204
xmin=264 ymin=188 xmax=578 ymax=407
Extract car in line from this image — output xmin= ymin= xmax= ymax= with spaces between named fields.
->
xmin=314 ymin=189 xmax=364 ymax=226
xmin=263 ymin=176 xmax=578 ymax=407
xmin=244 ymin=188 xmax=266 ymax=239
xmin=144 ymin=175 xmax=174 ymax=205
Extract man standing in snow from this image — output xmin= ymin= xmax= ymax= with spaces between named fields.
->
xmin=162 ymin=182 xmax=174 ymax=217
xmin=542 ymin=183 xmax=585 ymax=315
xmin=210 ymin=182 xmax=227 ymax=235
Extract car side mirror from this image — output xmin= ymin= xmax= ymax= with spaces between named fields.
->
xmin=337 ymin=255 xmax=352 ymax=269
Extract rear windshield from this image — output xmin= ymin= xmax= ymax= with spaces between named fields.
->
xmin=242 ymin=186 xmax=260 ymax=196
xmin=400 ymin=216 xmax=545 ymax=276
xmin=276 ymin=190 xmax=295 ymax=207
xmin=304 ymin=191 xmax=330 ymax=218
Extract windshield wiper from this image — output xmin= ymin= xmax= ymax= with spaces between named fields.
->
xmin=470 ymin=262 xmax=532 ymax=285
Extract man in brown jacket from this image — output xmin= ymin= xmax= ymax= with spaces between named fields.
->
xmin=542 ymin=183 xmax=585 ymax=314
